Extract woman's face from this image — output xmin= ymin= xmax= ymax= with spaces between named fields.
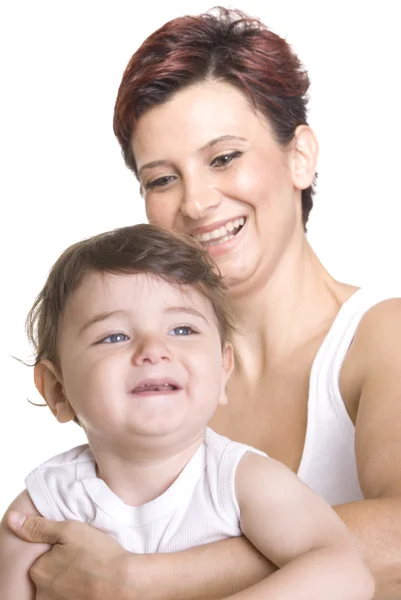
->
xmin=133 ymin=81 xmax=312 ymax=295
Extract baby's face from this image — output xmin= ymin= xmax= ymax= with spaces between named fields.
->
xmin=56 ymin=272 xmax=233 ymax=452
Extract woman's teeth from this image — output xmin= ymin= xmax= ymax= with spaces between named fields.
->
xmin=194 ymin=217 xmax=245 ymax=246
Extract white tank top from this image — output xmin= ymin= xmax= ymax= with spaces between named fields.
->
xmin=25 ymin=428 xmax=265 ymax=553
xmin=297 ymin=288 xmax=397 ymax=505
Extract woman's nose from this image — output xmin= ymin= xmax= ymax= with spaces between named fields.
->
xmin=180 ymin=181 xmax=222 ymax=220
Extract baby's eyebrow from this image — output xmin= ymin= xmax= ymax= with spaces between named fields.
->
xmin=78 ymin=310 xmax=127 ymax=336
xmin=165 ymin=306 xmax=210 ymax=324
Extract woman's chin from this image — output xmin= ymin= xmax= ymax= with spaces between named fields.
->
xmin=221 ymin=255 xmax=268 ymax=298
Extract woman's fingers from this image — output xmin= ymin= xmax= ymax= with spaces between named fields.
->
xmin=7 ymin=512 xmax=65 ymax=545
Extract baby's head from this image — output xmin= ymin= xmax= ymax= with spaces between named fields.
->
xmin=28 ymin=224 xmax=234 ymax=450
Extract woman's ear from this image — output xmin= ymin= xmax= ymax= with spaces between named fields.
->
xmin=34 ymin=360 xmax=75 ymax=423
xmin=289 ymin=125 xmax=319 ymax=190
xmin=218 ymin=342 xmax=235 ymax=407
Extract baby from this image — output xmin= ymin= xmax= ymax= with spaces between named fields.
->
xmin=0 ymin=224 xmax=374 ymax=599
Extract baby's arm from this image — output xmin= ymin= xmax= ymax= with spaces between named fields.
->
xmin=0 ymin=490 xmax=51 ymax=599
xmin=231 ymin=453 xmax=375 ymax=600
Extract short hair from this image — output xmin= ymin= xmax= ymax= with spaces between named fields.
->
xmin=113 ymin=7 xmax=315 ymax=228
xmin=27 ymin=224 xmax=234 ymax=369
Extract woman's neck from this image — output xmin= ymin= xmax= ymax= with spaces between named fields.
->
xmin=228 ymin=240 xmax=357 ymax=374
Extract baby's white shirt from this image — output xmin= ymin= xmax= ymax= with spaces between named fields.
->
xmin=26 ymin=428 xmax=265 ymax=552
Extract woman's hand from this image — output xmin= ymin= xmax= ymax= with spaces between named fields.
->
xmin=7 ymin=512 xmax=138 ymax=600
xmin=7 ymin=511 xmax=274 ymax=600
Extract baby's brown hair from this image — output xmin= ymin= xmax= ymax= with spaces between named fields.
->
xmin=27 ymin=224 xmax=234 ymax=369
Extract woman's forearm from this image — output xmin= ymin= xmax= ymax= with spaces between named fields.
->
xmin=7 ymin=514 xmax=275 ymax=600
xmin=129 ymin=537 xmax=276 ymax=600
xmin=218 ymin=546 xmax=374 ymax=600
xmin=334 ymin=497 xmax=401 ymax=600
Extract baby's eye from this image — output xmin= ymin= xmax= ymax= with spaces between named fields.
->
xmin=210 ymin=151 xmax=242 ymax=168
xmin=101 ymin=333 xmax=129 ymax=344
xmin=168 ymin=326 xmax=197 ymax=336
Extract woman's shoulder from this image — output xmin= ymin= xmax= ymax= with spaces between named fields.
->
xmin=322 ymin=286 xmax=401 ymax=361
xmin=340 ymin=293 xmax=401 ymax=499
xmin=344 ymin=293 xmax=401 ymax=361
xmin=340 ymin=292 xmax=401 ymax=421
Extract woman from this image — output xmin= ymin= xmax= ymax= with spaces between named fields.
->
xmin=7 ymin=7 xmax=401 ymax=599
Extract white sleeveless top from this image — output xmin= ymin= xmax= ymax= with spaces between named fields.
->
xmin=25 ymin=428 xmax=265 ymax=553
xmin=297 ymin=288 xmax=398 ymax=505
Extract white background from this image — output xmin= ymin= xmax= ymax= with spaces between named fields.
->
xmin=1 ymin=0 xmax=400 ymax=515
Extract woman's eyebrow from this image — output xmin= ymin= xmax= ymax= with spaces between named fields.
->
xmin=138 ymin=135 xmax=247 ymax=176
xmin=199 ymin=134 xmax=247 ymax=152
xmin=138 ymin=159 xmax=170 ymax=177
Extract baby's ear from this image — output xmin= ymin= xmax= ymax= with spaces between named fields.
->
xmin=34 ymin=360 xmax=75 ymax=423
xmin=219 ymin=343 xmax=235 ymax=406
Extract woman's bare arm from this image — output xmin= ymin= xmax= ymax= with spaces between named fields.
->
xmin=334 ymin=499 xmax=401 ymax=600
xmin=7 ymin=512 xmax=275 ymax=600
xmin=337 ymin=299 xmax=401 ymax=599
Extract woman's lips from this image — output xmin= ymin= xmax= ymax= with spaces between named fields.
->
xmin=193 ymin=217 xmax=246 ymax=245
xmin=196 ymin=217 xmax=247 ymax=257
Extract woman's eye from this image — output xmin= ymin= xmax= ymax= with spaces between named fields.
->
xmin=211 ymin=151 xmax=242 ymax=168
xmin=168 ymin=326 xmax=197 ymax=336
xmin=145 ymin=175 xmax=175 ymax=190
xmin=101 ymin=333 xmax=129 ymax=344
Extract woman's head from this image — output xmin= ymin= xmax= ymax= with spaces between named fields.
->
xmin=114 ymin=7 xmax=315 ymax=228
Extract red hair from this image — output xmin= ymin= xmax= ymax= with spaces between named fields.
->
xmin=114 ymin=7 xmax=315 ymax=227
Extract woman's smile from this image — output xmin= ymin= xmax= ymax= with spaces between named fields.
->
xmin=192 ymin=216 xmax=247 ymax=255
